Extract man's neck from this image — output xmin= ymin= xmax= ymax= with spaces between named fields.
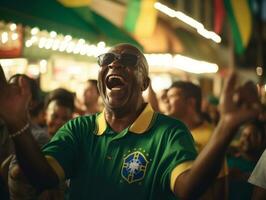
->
xmin=105 ymin=102 xmax=146 ymax=133
xmin=183 ymin=114 xmax=203 ymax=130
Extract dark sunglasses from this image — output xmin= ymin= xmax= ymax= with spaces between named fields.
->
xmin=97 ymin=52 xmax=139 ymax=67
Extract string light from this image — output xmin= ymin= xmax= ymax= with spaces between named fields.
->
xmin=145 ymin=53 xmax=218 ymax=74
xmin=154 ymin=2 xmax=221 ymax=43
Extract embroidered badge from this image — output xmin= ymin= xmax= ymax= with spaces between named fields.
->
xmin=121 ymin=151 xmax=149 ymax=184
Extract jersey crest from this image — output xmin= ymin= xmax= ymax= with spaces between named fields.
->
xmin=121 ymin=151 xmax=148 ymax=184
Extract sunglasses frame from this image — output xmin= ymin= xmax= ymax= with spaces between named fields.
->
xmin=97 ymin=52 xmax=140 ymax=67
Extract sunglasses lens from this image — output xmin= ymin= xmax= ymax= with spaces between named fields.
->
xmin=120 ymin=54 xmax=138 ymax=66
xmin=97 ymin=53 xmax=138 ymax=67
xmin=98 ymin=53 xmax=115 ymax=66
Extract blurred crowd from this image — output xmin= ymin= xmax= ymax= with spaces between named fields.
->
xmin=0 ymin=71 xmax=265 ymax=200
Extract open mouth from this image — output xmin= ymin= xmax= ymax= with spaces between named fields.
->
xmin=106 ymin=75 xmax=126 ymax=90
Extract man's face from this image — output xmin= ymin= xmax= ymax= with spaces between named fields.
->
xmin=46 ymin=101 xmax=73 ymax=137
xmin=158 ymin=89 xmax=170 ymax=115
xmin=97 ymin=44 xmax=148 ymax=111
xmin=83 ymin=82 xmax=99 ymax=107
xmin=167 ymin=87 xmax=189 ymax=120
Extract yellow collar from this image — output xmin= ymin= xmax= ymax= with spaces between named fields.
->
xmin=96 ymin=104 xmax=155 ymax=135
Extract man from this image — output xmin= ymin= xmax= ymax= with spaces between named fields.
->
xmin=82 ymin=79 xmax=102 ymax=115
xmin=8 ymin=87 xmax=75 ymax=200
xmin=44 ymin=88 xmax=75 ymax=138
xmin=0 ymin=44 xmax=260 ymax=199
xmin=248 ymin=149 xmax=266 ymax=199
xmin=167 ymin=81 xmax=228 ymax=199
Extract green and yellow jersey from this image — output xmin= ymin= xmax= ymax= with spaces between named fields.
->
xmin=42 ymin=104 xmax=197 ymax=200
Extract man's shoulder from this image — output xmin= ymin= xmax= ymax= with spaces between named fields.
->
xmin=69 ymin=113 xmax=99 ymax=124
xmin=153 ymin=112 xmax=189 ymax=130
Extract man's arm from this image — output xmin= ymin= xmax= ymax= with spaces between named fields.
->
xmin=0 ymin=66 xmax=58 ymax=190
xmin=11 ymin=129 xmax=59 ymax=189
xmin=173 ymin=72 xmax=260 ymax=199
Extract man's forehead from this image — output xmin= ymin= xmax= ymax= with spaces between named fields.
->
xmin=168 ymin=87 xmax=183 ymax=95
xmin=109 ymin=44 xmax=141 ymax=55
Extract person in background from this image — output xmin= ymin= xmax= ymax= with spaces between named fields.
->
xmin=44 ymin=88 xmax=75 ymax=138
xmin=227 ymin=119 xmax=266 ymax=200
xmin=167 ymin=81 xmax=228 ymax=200
xmin=0 ymin=44 xmax=261 ymax=200
xmin=81 ymin=79 xmax=102 ymax=115
xmin=201 ymin=95 xmax=220 ymax=125
xmin=4 ymin=74 xmax=49 ymax=200
xmin=8 ymin=87 xmax=75 ymax=199
xmin=157 ymin=88 xmax=170 ymax=115
xmin=8 ymin=74 xmax=49 ymax=146
xmin=30 ymin=101 xmax=46 ymax=129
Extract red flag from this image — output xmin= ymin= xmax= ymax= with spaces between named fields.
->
xmin=214 ymin=0 xmax=225 ymax=34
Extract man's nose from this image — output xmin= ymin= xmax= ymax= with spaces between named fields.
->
xmin=108 ymin=58 xmax=122 ymax=69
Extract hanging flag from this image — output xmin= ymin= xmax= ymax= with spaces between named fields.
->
xmin=214 ymin=0 xmax=225 ymax=34
xmin=57 ymin=0 xmax=142 ymax=47
xmin=224 ymin=0 xmax=253 ymax=54
xmin=124 ymin=0 xmax=157 ymax=37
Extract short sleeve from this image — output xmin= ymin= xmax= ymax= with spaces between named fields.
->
xmin=42 ymin=118 xmax=84 ymax=180
xmin=248 ymin=150 xmax=266 ymax=189
xmin=159 ymin=124 xmax=197 ymax=193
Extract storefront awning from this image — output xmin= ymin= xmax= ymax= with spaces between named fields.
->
xmin=0 ymin=0 xmax=141 ymax=48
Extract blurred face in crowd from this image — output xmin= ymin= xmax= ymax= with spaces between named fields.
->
xmin=45 ymin=100 xmax=73 ymax=137
xmin=97 ymin=44 xmax=149 ymax=113
xmin=167 ymin=87 xmax=189 ymax=120
xmin=83 ymin=81 xmax=99 ymax=108
xmin=158 ymin=89 xmax=170 ymax=115
xmin=238 ymin=123 xmax=266 ymax=157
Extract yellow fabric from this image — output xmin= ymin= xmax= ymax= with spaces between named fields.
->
xmin=191 ymin=121 xmax=214 ymax=152
xmin=231 ymin=0 xmax=252 ymax=47
xmin=135 ymin=0 xmax=158 ymax=37
xmin=170 ymin=161 xmax=194 ymax=192
xmin=191 ymin=121 xmax=228 ymax=177
xmin=58 ymin=0 xmax=92 ymax=7
xmin=96 ymin=104 xmax=155 ymax=135
xmin=96 ymin=111 xmax=107 ymax=135
xmin=45 ymin=155 xmax=65 ymax=182
xmin=129 ymin=104 xmax=155 ymax=134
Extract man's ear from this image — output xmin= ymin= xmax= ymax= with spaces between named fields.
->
xmin=188 ymin=98 xmax=197 ymax=112
xmin=141 ymin=77 xmax=150 ymax=91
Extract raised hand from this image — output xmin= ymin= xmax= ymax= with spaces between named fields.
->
xmin=219 ymin=71 xmax=261 ymax=130
xmin=0 ymin=64 xmax=31 ymax=128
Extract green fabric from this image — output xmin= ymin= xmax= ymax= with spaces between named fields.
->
xmin=227 ymin=155 xmax=256 ymax=200
xmin=0 ymin=0 xmax=98 ymax=41
xmin=124 ymin=0 xmax=142 ymax=33
xmin=0 ymin=0 xmax=142 ymax=48
xmin=224 ymin=0 xmax=245 ymax=55
xmin=72 ymin=7 xmax=142 ymax=48
xmin=42 ymin=113 xmax=197 ymax=200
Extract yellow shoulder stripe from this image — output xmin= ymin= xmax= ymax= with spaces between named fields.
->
xmin=170 ymin=161 xmax=194 ymax=192
xmin=45 ymin=155 xmax=65 ymax=182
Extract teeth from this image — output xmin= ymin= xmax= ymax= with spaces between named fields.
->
xmin=108 ymin=75 xmax=126 ymax=84
xmin=112 ymin=88 xmax=121 ymax=91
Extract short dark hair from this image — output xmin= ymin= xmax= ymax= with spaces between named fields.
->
xmin=45 ymin=88 xmax=75 ymax=112
xmin=170 ymin=81 xmax=202 ymax=114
